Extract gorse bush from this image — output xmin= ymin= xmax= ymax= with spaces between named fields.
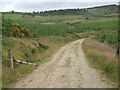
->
xmin=2 ymin=18 xmax=32 ymax=37
xmin=10 ymin=23 xmax=32 ymax=37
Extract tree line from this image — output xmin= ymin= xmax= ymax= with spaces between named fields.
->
xmin=2 ymin=4 xmax=118 ymax=16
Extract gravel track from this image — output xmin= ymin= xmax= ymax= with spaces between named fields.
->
xmin=14 ymin=39 xmax=113 ymax=88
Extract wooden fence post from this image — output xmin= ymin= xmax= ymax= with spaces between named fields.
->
xmin=8 ymin=49 xmax=14 ymax=71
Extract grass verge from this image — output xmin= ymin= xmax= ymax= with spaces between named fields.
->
xmin=82 ymin=38 xmax=118 ymax=85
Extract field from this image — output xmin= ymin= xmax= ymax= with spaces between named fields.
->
xmin=3 ymin=13 xmax=118 ymax=44
xmin=2 ymin=4 xmax=118 ymax=88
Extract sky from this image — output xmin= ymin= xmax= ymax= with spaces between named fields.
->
xmin=0 ymin=0 xmax=119 ymax=12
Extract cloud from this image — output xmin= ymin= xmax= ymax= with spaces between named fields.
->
xmin=1 ymin=0 xmax=119 ymax=2
xmin=0 ymin=1 xmax=119 ymax=12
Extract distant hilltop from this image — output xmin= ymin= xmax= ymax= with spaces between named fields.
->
xmin=2 ymin=4 xmax=119 ymax=16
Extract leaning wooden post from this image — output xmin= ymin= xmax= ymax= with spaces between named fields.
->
xmin=8 ymin=49 xmax=14 ymax=72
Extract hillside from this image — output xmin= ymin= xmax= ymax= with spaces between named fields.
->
xmin=2 ymin=4 xmax=118 ymax=16
xmin=2 ymin=4 xmax=118 ymax=88
xmin=39 ymin=4 xmax=118 ymax=16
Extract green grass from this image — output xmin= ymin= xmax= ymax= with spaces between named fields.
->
xmin=71 ymin=19 xmax=118 ymax=44
xmin=19 ymin=22 xmax=69 ymax=37
xmin=71 ymin=19 xmax=118 ymax=34
xmin=7 ymin=17 xmax=116 ymax=45
xmin=3 ymin=14 xmax=118 ymax=44
xmin=2 ymin=65 xmax=36 ymax=87
xmin=2 ymin=37 xmax=16 ymax=47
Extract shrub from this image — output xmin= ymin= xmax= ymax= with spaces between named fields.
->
xmin=38 ymin=44 xmax=49 ymax=52
xmin=103 ymin=64 xmax=111 ymax=72
xmin=10 ymin=23 xmax=32 ymax=38
xmin=31 ymin=48 xmax=36 ymax=54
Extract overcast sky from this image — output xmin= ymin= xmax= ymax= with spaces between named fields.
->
xmin=0 ymin=0 xmax=119 ymax=12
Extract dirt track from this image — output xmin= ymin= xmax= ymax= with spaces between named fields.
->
xmin=14 ymin=39 xmax=114 ymax=88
